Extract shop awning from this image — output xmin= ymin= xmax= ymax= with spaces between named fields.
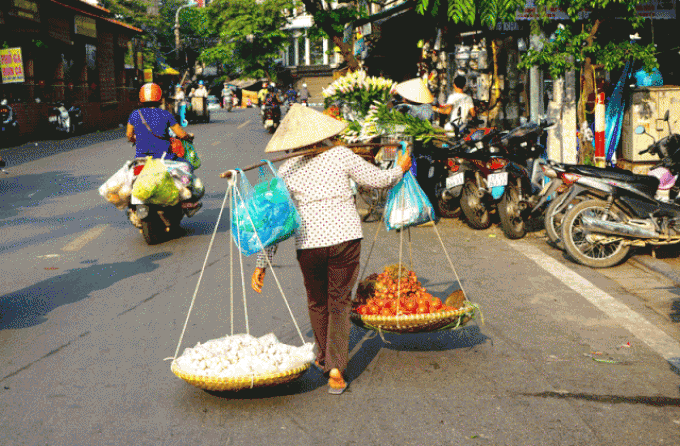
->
xmin=159 ymin=62 xmax=180 ymax=75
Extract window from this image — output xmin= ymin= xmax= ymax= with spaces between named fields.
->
xmin=310 ymin=38 xmax=324 ymax=66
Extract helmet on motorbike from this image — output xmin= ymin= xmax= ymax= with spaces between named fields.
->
xmin=198 ymin=80 xmax=204 ymax=85
xmin=139 ymin=83 xmax=163 ymax=103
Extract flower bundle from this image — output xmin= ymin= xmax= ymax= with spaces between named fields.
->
xmin=322 ymin=71 xmax=396 ymax=119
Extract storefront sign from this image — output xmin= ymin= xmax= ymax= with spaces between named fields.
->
xmin=144 ymin=69 xmax=153 ymax=83
xmin=517 ymin=0 xmax=675 ymax=20
xmin=10 ymin=0 xmax=40 ymax=22
xmin=75 ymin=15 xmax=97 ymax=38
xmin=1 ymin=48 xmax=25 ymax=84
xmin=49 ymin=17 xmax=72 ymax=45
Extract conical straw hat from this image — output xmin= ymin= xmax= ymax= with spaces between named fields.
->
xmin=265 ymin=104 xmax=348 ymax=153
xmin=395 ymin=78 xmax=434 ymax=104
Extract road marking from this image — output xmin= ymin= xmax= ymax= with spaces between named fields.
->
xmin=509 ymin=242 xmax=680 ymax=370
xmin=62 ymin=224 xmax=109 ymax=252
xmin=237 ymin=120 xmax=251 ymax=129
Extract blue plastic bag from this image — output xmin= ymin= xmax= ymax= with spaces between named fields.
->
xmin=383 ymin=171 xmax=435 ymax=231
xmin=231 ymin=160 xmax=300 ymax=256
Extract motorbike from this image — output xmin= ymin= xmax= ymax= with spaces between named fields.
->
xmin=559 ymin=122 xmax=680 ymax=268
xmin=262 ymin=103 xmax=281 ymax=133
xmin=300 ymin=98 xmax=309 ymax=107
xmin=494 ymin=120 xmax=554 ymax=239
xmin=125 ymin=157 xmax=204 ymax=245
xmin=0 ymin=99 xmax=20 ymax=146
xmin=47 ymin=102 xmax=83 ymax=137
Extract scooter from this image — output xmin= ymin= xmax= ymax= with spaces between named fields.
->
xmin=495 ymin=120 xmax=554 ymax=239
xmin=559 ymin=122 xmax=680 ymax=267
xmin=262 ymin=103 xmax=281 ymax=133
xmin=47 ymin=101 xmax=83 ymax=137
xmin=0 ymin=99 xmax=20 ymax=146
xmin=125 ymin=157 xmax=204 ymax=245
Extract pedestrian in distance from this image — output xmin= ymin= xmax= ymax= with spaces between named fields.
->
xmin=173 ymin=85 xmax=188 ymax=127
xmin=393 ymin=77 xmax=436 ymax=123
xmin=299 ymin=83 xmax=310 ymax=105
xmin=251 ymin=105 xmax=412 ymax=394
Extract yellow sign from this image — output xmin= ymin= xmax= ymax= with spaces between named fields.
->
xmin=0 ymin=47 xmax=25 ymax=84
xmin=242 ymin=89 xmax=258 ymax=106
xmin=143 ymin=69 xmax=153 ymax=83
xmin=75 ymin=15 xmax=97 ymax=38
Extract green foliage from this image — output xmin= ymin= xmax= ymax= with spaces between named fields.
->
xmin=416 ymin=0 xmax=524 ymax=27
xmin=200 ymin=0 xmax=293 ymax=79
xmin=518 ymin=1 xmax=658 ymax=78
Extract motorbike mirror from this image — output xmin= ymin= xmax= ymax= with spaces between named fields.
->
xmin=635 ymin=126 xmax=646 ymax=135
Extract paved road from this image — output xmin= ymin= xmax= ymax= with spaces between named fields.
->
xmin=1 ymin=108 xmax=679 ymax=445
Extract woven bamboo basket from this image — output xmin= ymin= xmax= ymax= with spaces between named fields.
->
xmin=350 ymin=302 xmax=478 ymax=334
xmin=171 ymin=360 xmax=311 ymax=391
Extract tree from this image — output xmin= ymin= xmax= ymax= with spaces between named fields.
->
xmin=200 ymin=0 xmax=294 ymax=80
xmin=297 ymin=0 xmax=373 ymax=72
xmin=517 ymin=0 xmax=658 ymax=163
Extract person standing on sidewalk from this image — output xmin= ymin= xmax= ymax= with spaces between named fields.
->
xmin=250 ymin=105 xmax=411 ymax=394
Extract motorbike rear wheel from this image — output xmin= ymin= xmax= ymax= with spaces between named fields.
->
xmin=141 ymin=216 xmax=165 ymax=245
xmin=460 ymin=179 xmax=491 ymax=229
xmin=435 ymin=193 xmax=459 ymax=218
xmin=498 ymin=183 xmax=526 ymax=239
xmin=561 ymin=198 xmax=630 ymax=268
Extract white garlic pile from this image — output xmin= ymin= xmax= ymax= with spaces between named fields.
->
xmin=174 ymin=333 xmax=315 ymax=378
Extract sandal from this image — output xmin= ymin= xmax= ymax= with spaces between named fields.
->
xmin=328 ymin=368 xmax=348 ymax=395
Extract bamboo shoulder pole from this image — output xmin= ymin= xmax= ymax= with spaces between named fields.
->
xmin=219 ymin=143 xmax=399 ymax=179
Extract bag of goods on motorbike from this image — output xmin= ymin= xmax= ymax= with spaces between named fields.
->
xmin=171 ymin=333 xmax=314 ymax=390
xmin=132 ymin=157 xmax=180 ymax=206
xmin=99 ymin=162 xmax=134 ymax=210
xmin=231 ymin=161 xmax=300 ymax=256
xmin=383 ymin=171 xmax=435 ymax=231
xmin=183 ymin=141 xmax=201 ymax=169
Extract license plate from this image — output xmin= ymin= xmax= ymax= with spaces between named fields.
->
xmin=265 ymin=119 xmax=273 ymax=126
xmin=487 ymin=172 xmax=508 ymax=187
xmin=446 ymin=172 xmax=465 ymax=189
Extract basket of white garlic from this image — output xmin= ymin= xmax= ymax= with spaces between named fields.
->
xmin=171 ymin=333 xmax=315 ymax=391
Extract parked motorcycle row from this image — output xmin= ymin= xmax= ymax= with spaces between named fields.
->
xmin=422 ymin=111 xmax=680 ymax=269
xmin=0 ymin=99 xmax=84 ymax=147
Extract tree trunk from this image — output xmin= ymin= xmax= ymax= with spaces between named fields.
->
xmin=504 ymin=36 xmax=521 ymax=128
xmin=577 ymin=20 xmax=601 ymax=165
xmin=301 ymin=0 xmax=360 ymax=72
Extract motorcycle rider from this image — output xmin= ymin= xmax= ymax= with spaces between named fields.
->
xmin=285 ymin=84 xmax=297 ymax=105
xmin=299 ymin=82 xmax=310 ymax=105
xmin=258 ymin=82 xmax=269 ymax=111
xmin=126 ymin=83 xmax=194 ymax=164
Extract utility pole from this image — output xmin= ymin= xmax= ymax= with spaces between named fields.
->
xmin=174 ymin=2 xmax=197 ymax=62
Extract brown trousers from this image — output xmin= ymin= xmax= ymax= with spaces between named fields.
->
xmin=297 ymin=239 xmax=361 ymax=375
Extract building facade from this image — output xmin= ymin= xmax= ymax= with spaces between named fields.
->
xmin=0 ymin=0 xmax=143 ymax=138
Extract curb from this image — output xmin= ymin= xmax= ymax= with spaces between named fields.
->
xmin=630 ymin=255 xmax=680 ymax=287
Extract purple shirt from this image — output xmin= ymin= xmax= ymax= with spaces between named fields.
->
xmin=128 ymin=107 xmax=179 ymax=159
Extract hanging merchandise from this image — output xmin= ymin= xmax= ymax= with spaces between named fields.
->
xmin=231 ymin=160 xmax=300 ymax=256
xmin=351 ymin=201 xmax=481 ymax=334
xmin=605 ymin=61 xmax=633 ymax=165
xmin=170 ymin=173 xmax=314 ymax=391
xmin=99 ymin=162 xmax=134 ymax=210
xmin=183 ymin=140 xmax=202 ymax=169
xmin=131 ymin=157 xmax=180 ymax=206
xmin=383 ymin=170 xmax=435 ymax=231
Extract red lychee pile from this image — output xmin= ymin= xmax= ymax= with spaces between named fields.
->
xmin=353 ymin=264 xmax=460 ymax=317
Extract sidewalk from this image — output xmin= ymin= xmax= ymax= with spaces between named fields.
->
xmin=625 ymin=248 xmax=680 ymax=325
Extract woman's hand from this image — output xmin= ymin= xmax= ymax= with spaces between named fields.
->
xmin=251 ymin=267 xmax=266 ymax=293
xmin=397 ymin=150 xmax=412 ymax=173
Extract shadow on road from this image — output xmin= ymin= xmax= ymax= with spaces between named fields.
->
xmin=0 ymin=128 xmax=127 ymax=167
xmin=0 ymin=252 xmax=172 ymax=329
xmin=204 ymin=323 xmax=488 ymax=400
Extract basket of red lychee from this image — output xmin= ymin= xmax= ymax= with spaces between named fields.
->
xmin=351 ymin=264 xmax=479 ymax=334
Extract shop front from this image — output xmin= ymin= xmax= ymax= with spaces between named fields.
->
xmin=0 ymin=0 xmax=143 ymax=139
